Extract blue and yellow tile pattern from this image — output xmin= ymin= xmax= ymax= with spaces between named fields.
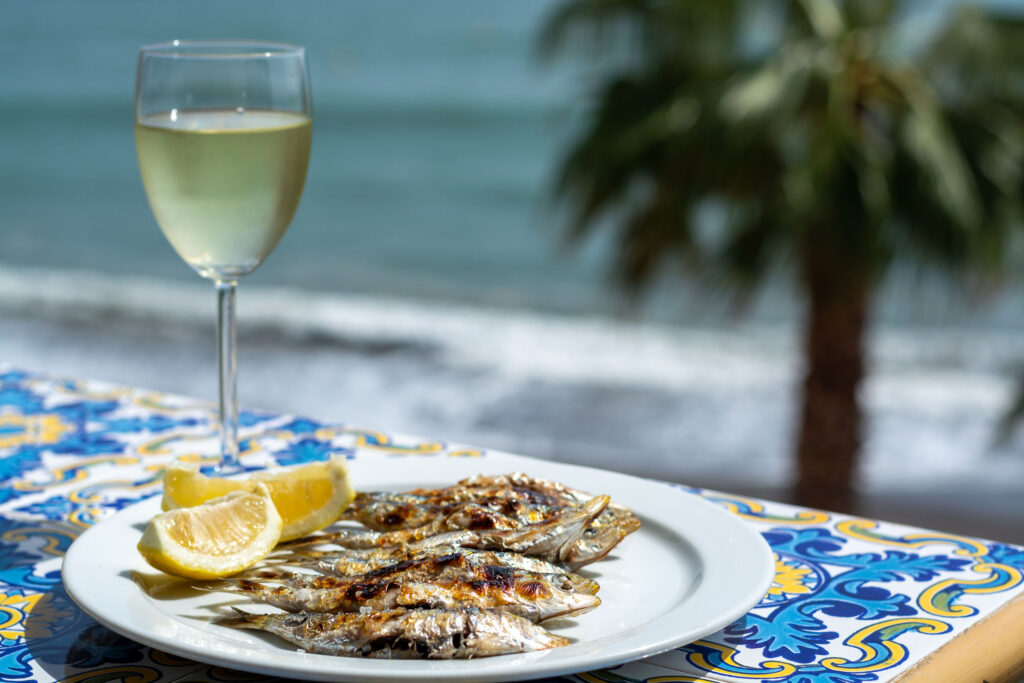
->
xmin=1 ymin=367 xmax=1021 ymax=683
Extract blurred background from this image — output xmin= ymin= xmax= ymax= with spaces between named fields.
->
xmin=1 ymin=0 xmax=1022 ymax=541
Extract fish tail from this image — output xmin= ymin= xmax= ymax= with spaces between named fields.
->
xmin=237 ymin=566 xmax=282 ymax=579
xmin=265 ymin=549 xmax=333 ymax=566
xmin=544 ymin=633 xmax=572 ymax=649
xmin=260 ymin=554 xmax=304 ymax=564
xmin=276 ymin=535 xmax=329 ymax=549
xmin=211 ymin=606 xmax=264 ymax=630
xmin=278 ymin=530 xmax=379 ymax=550
xmin=198 ymin=578 xmax=269 ymax=595
xmin=315 ymin=560 xmax=342 ymax=575
xmin=242 ymin=567 xmax=306 ymax=583
xmin=259 ymin=558 xmax=329 ymax=574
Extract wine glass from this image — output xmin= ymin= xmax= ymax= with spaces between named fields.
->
xmin=134 ymin=41 xmax=312 ymax=470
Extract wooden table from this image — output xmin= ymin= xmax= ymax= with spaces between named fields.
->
xmin=1 ymin=366 xmax=1021 ymax=682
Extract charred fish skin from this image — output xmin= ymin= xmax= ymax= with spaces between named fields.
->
xmin=312 ymin=495 xmax=604 ymax=563
xmin=286 ymin=498 xmax=568 ymax=551
xmin=338 ymin=474 xmax=643 ymax=564
xmin=262 ymin=546 xmax=598 ymax=594
xmin=308 ymin=548 xmax=593 ymax=591
xmin=452 ymin=474 xmax=642 ymax=568
xmin=396 ymin=578 xmax=600 ymax=622
xmin=215 ymin=607 xmax=570 ymax=659
xmin=293 ymin=546 xmax=573 ymax=578
xmin=410 ymin=473 xmax=592 ymax=508
xmin=419 ymin=495 xmax=606 ymax=565
xmin=454 ymin=473 xmax=641 ymax=532
xmin=342 ymin=493 xmax=562 ymax=532
xmin=206 ymin=572 xmax=600 ymax=622
xmin=266 ymin=544 xmax=406 ymax=564
xmin=240 ymin=551 xmax=601 ymax=595
xmin=204 ymin=474 xmax=648 ymax=661
xmin=282 ymin=495 xmax=608 ymax=566
xmin=279 ymin=504 xmax=526 ymax=550
xmin=462 ymin=494 xmax=608 ymax=563
xmin=342 ymin=476 xmax=629 ymax=534
xmin=328 ymin=552 xmax=579 ymax=591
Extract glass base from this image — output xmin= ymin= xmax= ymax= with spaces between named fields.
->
xmin=191 ymin=261 xmax=259 ymax=280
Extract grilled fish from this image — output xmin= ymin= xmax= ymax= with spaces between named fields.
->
xmin=215 ymin=607 xmax=569 ymax=659
xmin=343 ymin=473 xmax=640 ymax=529
xmin=269 ymin=546 xmax=574 ymax=579
xmin=279 ymin=502 xmax=528 ymax=550
xmin=443 ymin=474 xmax=603 ymax=505
xmin=284 ymin=495 xmax=609 ymax=566
xmin=243 ymin=551 xmax=600 ymax=595
xmin=341 ymin=474 xmax=642 ymax=567
xmin=342 ymin=489 xmax=564 ymax=531
xmin=432 ymin=474 xmax=640 ymax=534
xmin=466 ymin=475 xmax=642 ymax=567
xmin=566 ymin=516 xmax=642 ymax=567
xmin=205 ymin=570 xmax=600 ymax=622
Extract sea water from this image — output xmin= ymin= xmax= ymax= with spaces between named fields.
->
xmin=2 ymin=1 xmax=1023 ymax=500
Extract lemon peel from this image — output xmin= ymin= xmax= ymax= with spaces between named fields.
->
xmin=138 ymin=483 xmax=282 ymax=579
xmin=161 ymin=455 xmax=354 ymax=541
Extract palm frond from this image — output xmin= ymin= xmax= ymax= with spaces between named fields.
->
xmin=718 ymin=40 xmax=819 ymax=125
xmin=555 ymin=70 xmax=697 ymax=242
xmin=543 ymin=0 xmax=1023 ymax=294
xmin=843 ymin=0 xmax=899 ymax=30
xmin=537 ymin=0 xmax=653 ymax=62
xmin=539 ymin=0 xmax=748 ymax=73
xmin=717 ymin=198 xmax=788 ymax=290
xmin=612 ymin=180 xmax=699 ymax=293
xmin=796 ymin=0 xmax=844 ymax=40
xmin=895 ymin=70 xmax=983 ymax=232
xmin=922 ymin=6 xmax=1024 ymax=108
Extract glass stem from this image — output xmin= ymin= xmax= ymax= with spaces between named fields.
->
xmin=216 ymin=279 xmax=239 ymax=470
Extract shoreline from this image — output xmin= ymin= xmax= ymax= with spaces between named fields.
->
xmin=2 ymin=278 xmax=1022 ymax=544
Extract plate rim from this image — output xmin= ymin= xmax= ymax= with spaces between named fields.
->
xmin=63 ymin=453 xmax=774 ymax=682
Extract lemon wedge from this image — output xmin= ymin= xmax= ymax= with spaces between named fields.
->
xmin=137 ymin=483 xmax=282 ymax=579
xmin=161 ymin=455 xmax=354 ymax=541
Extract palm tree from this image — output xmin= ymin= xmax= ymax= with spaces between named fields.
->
xmin=541 ymin=0 xmax=1024 ymax=511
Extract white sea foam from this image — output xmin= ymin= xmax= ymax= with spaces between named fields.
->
xmin=5 ymin=265 xmax=1020 ymax=383
xmin=1 ymin=264 xmax=1022 ymax=495
xmin=0 ymin=264 xmax=800 ymax=390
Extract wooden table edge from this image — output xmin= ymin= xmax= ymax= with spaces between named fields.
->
xmin=894 ymin=591 xmax=1024 ymax=682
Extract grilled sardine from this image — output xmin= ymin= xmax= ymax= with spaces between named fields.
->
xmin=340 ymin=473 xmax=642 ymax=568
xmin=215 ymin=607 xmax=569 ymax=658
xmin=280 ymin=502 xmax=527 ymax=549
xmin=342 ymin=490 xmax=563 ymax=531
xmin=205 ymin=571 xmax=600 ymax=622
xmin=284 ymin=495 xmax=608 ymax=566
xmin=269 ymin=546 xmax=575 ymax=580
xmin=243 ymin=551 xmax=600 ymax=595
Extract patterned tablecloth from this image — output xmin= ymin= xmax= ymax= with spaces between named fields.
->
xmin=1 ymin=366 xmax=1023 ymax=683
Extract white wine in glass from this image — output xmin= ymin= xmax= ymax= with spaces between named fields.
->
xmin=135 ymin=41 xmax=312 ymax=470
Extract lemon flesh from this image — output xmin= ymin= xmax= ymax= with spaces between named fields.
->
xmin=162 ymin=455 xmax=354 ymax=541
xmin=138 ymin=484 xmax=282 ymax=579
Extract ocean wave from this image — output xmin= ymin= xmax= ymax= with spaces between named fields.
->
xmin=2 ymin=264 xmax=1022 ymax=493
xmin=0 ymin=265 xmax=794 ymax=389
xmin=1 ymin=264 xmax=1020 ymax=389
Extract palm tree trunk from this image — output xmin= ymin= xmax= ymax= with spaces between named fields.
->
xmin=793 ymin=252 xmax=871 ymax=512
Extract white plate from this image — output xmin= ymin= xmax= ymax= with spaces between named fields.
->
xmin=63 ymin=453 xmax=773 ymax=682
